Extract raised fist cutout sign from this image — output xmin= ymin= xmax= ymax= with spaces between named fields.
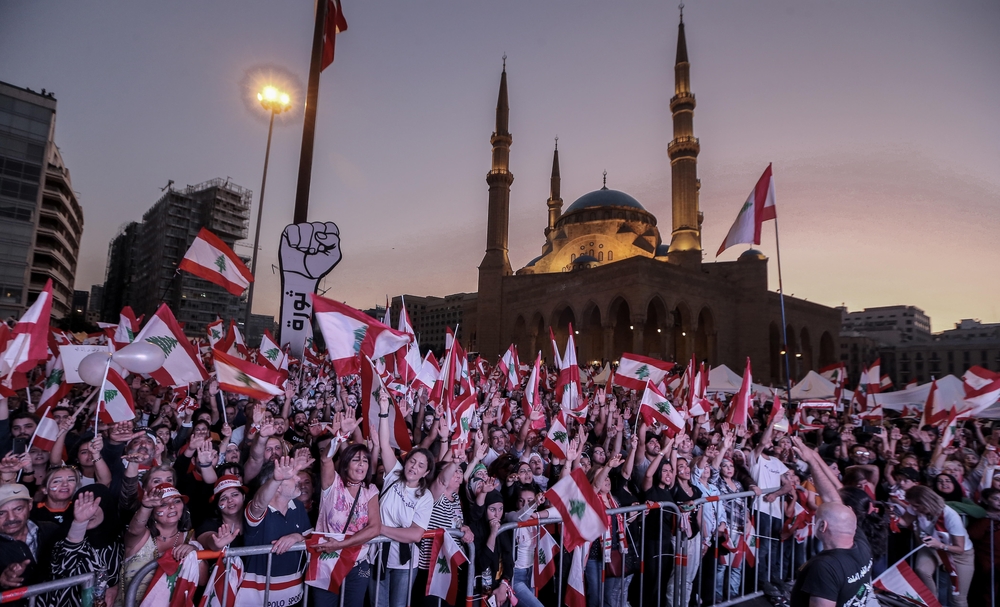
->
xmin=279 ymin=222 xmax=342 ymax=358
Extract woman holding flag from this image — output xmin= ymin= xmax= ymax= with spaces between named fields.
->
xmin=903 ymin=485 xmax=974 ymax=607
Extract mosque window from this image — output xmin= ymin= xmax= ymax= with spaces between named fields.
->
xmin=598 ymin=252 xmax=603 ymax=261
xmin=599 ymin=244 xmax=603 ymax=248
xmin=608 ymin=251 xmax=614 ymax=261
xmin=571 ymin=254 xmax=576 ymax=261
xmin=589 ymin=249 xmax=594 ymax=257
xmin=589 ymin=241 xmax=594 ymax=246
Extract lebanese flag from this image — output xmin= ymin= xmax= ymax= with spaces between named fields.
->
xmin=938 ymin=407 xmax=960 ymax=450
xmin=37 ymin=355 xmax=70 ymax=418
xmin=450 ymin=392 xmax=477 ymax=446
xmin=98 ymin=368 xmax=136 ymax=423
xmin=320 ymin=0 xmax=348 ymax=72
xmin=312 ymin=295 xmax=412 ymax=376
xmin=879 ymin=374 xmax=894 ymax=392
xmin=206 ymin=318 xmax=226 ymax=348
xmin=860 ymin=393 xmax=883 ymax=421
xmin=29 ymin=409 xmax=61 ymax=452
xmin=638 ymin=381 xmax=685 ymax=434
xmin=140 ymin=551 xmax=201 ymax=607
xmin=213 ymin=348 xmax=284 ymax=401
xmin=360 ymin=355 xmax=412 ymax=451
xmin=497 ymin=344 xmax=521 ymax=391
xmin=741 ymin=516 xmax=758 ymax=568
xmin=178 ymin=228 xmax=253 ymax=296
xmin=534 ymin=525 xmax=559 ymax=589
xmin=543 ymin=468 xmax=608 ymax=552
xmin=0 ymin=279 xmax=52 ymax=377
xmin=109 ymin=307 xmax=141 ymax=352
xmin=717 ymin=164 xmax=776 ymax=256
xmin=921 ymin=379 xmax=948 ymax=428
xmin=819 ymin=362 xmax=848 ymax=384
xmin=766 ymin=388 xmax=785 ymax=429
xmin=412 ymin=351 xmax=440 ymax=394
xmin=725 ymin=357 xmax=752 ymax=427
xmin=217 ymin=320 xmax=250 ymax=360
xmin=199 ymin=553 xmax=245 ymax=607
xmin=305 ymin=534 xmax=362 ymax=595
xmin=542 ymin=410 xmax=570 ymax=460
xmin=135 ymin=304 xmax=209 ymax=387
xmin=565 ymin=545 xmax=587 ymax=607
xmin=861 ymin=358 xmax=881 ymax=394
xmin=393 ymin=303 xmax=422 ymax=386
xmin=257 ymin=329 xmax=283 ymax=372
xmin=548 ymin=327 xmax=562 ymax=368
xmin=962 ymin=366 xmax=1000 ymax=412
xmin=524 ymin=352 xmax=546 ymax=430
xmin=556 ymin=325 xmax=580 ymax=400
xmin=426 ymin=528 xmax=469 ymax=605
xmin=873 ymin=556 xmax=941 ymax=607
xmin=614 ymin=353 xmax=675 ymax=393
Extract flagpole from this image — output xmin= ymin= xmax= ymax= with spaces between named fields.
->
xmin=292 ymin=0 xmax=329 ymax=224
xmin=773 ymin=215 xmax=793 ymax=397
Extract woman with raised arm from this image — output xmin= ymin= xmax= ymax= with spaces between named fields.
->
xmin=373 ymin=388 xmax=435 ymax=607
xmin=710 ymin=429 xmax=749 ymax=602
xmin=310 ymin=407 xmax=382 ymax=607
xmin=49 ymin=485 xmax=123 ymax=607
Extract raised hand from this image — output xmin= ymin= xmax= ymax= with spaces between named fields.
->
xmin=89 ymin=434 xmax=105 ymax=458
xmin=210 ymin=523 xmax=240 ymax=549
xmin=109 ymin=421 xmax=139 ymax=444
xmin=0 ymin=453 xmax=22 ymax=475
xmin=196 ymin=442 xmax=218 ymax=467
xmin=293 ymin=449 xmax=315 ymax=473
xmin=279 ymin=222 xmax=342 ymax=281
xmin=208 ymin=379 xmax=219 ymax=396
xmin=73 ymin=492 xmax=102 ymax=524
xmin=340 ymin=407 xmax=359 ymax=435
xmin=272 ymin=456 xmax=297 ymax=482
xmin=142 ymin=486 xmax=165 ymax=509
xmin=608 ymin=452 xmax=625 ymax=468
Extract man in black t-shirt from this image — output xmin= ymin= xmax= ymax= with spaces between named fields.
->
xmin=790 ymin=503 xmax=874 ymax=607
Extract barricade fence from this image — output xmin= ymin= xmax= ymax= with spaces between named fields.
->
xmin=0 ymin=573 xmax=96 ymax=606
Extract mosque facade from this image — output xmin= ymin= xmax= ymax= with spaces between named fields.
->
xmin=399 ymin=12 xmax=841 ymax=384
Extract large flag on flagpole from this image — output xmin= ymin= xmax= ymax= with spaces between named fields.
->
xmin=638 ymin=381 xmax=685 ymax=434
xmin=98 ymin=368 xmax=137 ymax=423
xmin=0 ymin=279 xmax=53 ymax=378
xmin=178 ymin=228 xmax=253 ymax=296
xmin=312 ymin=294 xmax=412 ymax=376
xmin=614 ymin=353 xmax=675 ymax=393
xmin=135 ymin=304 xmax=209 ymax=387
xmin=320 ymin=0 xmax=348 ymax=72
xmin=212 ymin=349 xmax=285 ymax=401
xmin=543 ymin=468 xmax=608 ymax=552
xmin=717 ymin=164 xmax=777 ymax=256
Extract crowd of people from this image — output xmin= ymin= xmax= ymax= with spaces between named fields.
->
xmin=0 ymin=343 xmax=998 ymax=607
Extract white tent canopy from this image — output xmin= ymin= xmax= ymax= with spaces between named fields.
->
xmin=873 ymin=375 xmax=965 ymax=411
xmin=789 ymin=371 xmax=837 ymax=401
xmin=707 ymin=364 xmax=771 ymax=396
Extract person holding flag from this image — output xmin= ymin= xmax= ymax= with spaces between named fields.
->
xmin=901 ymin=485 xmax=974 ymax=607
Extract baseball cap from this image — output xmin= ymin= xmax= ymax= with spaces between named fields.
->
xmin=211 ymin=475 xmax=246 ymax=502
xmin=155 ymin=483 xmax=189 ymax=504
xmin=0 ymin=484 xmax=31 ymax=508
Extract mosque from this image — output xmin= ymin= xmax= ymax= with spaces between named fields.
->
xmin=399 ymin=11 xmax=841 ymax=384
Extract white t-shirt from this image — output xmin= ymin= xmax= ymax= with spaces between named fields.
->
xmin=917 ymin=505 xmax=972 ymax=551
xmin=380 ymin=461 xmax=434 ymax=569
xmin=750 ymin=455 xmax=789 ymax=519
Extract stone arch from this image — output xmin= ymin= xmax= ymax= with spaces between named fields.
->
xmin=609 ymin=296 xmax=632 ymax=360
xmin=552 ymin=304 xmax=577 ymax=362
xmin=580 ymin=301 xmax=604 ymax=364
xmin=769 ymin=322 xmax=782 ymax=383
xmin=695 ymin=306 xmax=717 ymax=365
xmin=819 ymin=331 xmax=836 ymax=367
xmin=643 ymin=296 xmax=669 ymax=360
xmin=799 ymin=327 xmax=814 ymax=374
xmin=785 ymin=324 xmax=799 ymax=381
xmin=530 ymin=312 xmax=546 ymax=362
xmin=673 ymin=302 xmax=692 ymax=363
xmin=511 ymin=315 xmax=528 ymax=360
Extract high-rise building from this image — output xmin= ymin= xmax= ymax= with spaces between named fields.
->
xmin=0 ymin=82 xmax=84 ymax=320
xmin=102 ymin=179 xmax=255 ymax=337
xmin=839 ymin=305 xmax=931 ymax=346
xmin=87 ymin=284 xmax=104 ymax=324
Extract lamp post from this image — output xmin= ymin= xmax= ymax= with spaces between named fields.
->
xmin=244 ymin=86 xmax=292 ymax=333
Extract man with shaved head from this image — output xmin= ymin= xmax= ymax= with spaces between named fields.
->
xmin=789 ymin=437 xmax=875 ymax=607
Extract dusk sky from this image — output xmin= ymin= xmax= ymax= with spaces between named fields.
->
xmin=2 ymin=1 xmax=998 ymax=332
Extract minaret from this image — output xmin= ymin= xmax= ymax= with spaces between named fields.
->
xmin=666 ymin=5 xmax=703 ymax=267
xmin=477 ymin=59 xmax=514 ymax=359
xmin=545 ymin=138 xmax=562 ymax=241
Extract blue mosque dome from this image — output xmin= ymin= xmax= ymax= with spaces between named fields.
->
xmin=563 ymin=188 xmax=645 ymax=214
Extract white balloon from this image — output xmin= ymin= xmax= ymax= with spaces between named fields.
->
xmin=78 ymin=352 xmax=112 ymax=387
xmin=112 ymin=341 xmax=166 ymax=374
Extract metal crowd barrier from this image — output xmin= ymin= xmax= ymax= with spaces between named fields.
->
xmin=123 ymin=529 xmax=474 ymax=607
xmin=0 ymin=573 xmax=97 ymax=606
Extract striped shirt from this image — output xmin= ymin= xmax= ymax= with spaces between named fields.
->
xmin=418 ymin=492 xmax=463 ymax=569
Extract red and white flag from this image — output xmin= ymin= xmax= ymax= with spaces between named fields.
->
xmin=109 ymin=307 xmax=141 ymax=352
xmin=312 ymin=295 xmax=412 ymax=376
xmin=497 ymin=344 xmax=521 ymax=391
xmin=199 ymin=553 xmax=245 ymax=607
xmin=524 ymin=352 xmax=546 ymax=430
xmin=565 ymin=545 xmax=587 ymax=607
xmin=217 ymin=320 xmax=250 ymax=360
xmin=178 ymin=228 xmax=253 ymax=296
xmin=213 ymin=349 xmax=284 ymax=401
xmin=543 ymin=468 xmax=608 ymax=552
xmin=135 ymin=304 xmax=209 ymax=387
xmin=320 ymin=0 xmax=348 ymax=72
xmin=548 ymin=327 xmax=562 ymax=368
xmin=938 ymin=406 xmax=961 ymax=451
xmin=0 ymin=279 xmax=52 ymax=378
xmin=37 ymin=355 xmax=70 ymax=418
xmin=257 ymin=329 xmax=283 ymax=372
xmin=962 ymin=365 xmax=1000 ymax=412
xmin=534 ymin=525 xmax=559 ymax=589
xmin=206 ymin=318 xmax=226 ymax=348
xmin=717 ymin=164 xmax=777 ymax=256
xmin=542 ymin=410 xmax=570 ymax=460
xmin=29 ymin=408 xmax=61 ymax=452
xmin=425 ymin=529 xmax=469 ymax=605
xmin=412 ymin=351 xmax=440 ymax=394
xmin=360 ymin=355 xmax=412 ymax=451
xmin=305 ymin=534 xmax=362 ymax=595
xmin=98 ymin=368 xmax=136 ymax=423
xmin=450 ymin=392 xmax=477 ymax=447
xmin=638 ymin=381 xmax=685 ymax=435
xmin=873 ymin=556 xmax=941 ymax=607
xmin=726 ymin=357 xmax=753 ymax=427
xmin=921 ymin=379 xmax=948 ymax=428
xmin=614 ymin=353 xmax=675 ymax=393
xmin=140 ymin=551 xmax=201 ymax=607
xmin=766 ymin=388 xmax=785 ymax=429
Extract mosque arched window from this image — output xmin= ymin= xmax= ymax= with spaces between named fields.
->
xmin=608 ymin=251 xmax=614 ymax=261
xmin=571 ymin=254 xmax=576 ymax=261
xmin=589 ymin=249 xmax=594 ymax=257
xmin=598 ymin=252 xmax=603 ymax=261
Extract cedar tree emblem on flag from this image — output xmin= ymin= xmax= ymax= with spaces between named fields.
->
xmin=263 ymin=348 xmax=280 ymax=362
xmin=637 ymin=365 xmax=650 ymax=380
xmin=214 ymin=255 xmax=227 ymax=274
xmin=147 ymin=335 xmax=179 ymax=358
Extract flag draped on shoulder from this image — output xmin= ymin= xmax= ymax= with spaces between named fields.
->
xmin=542 ymin=468 xmax=608 ymax=552
xmin=213 ymin=349 xmax=285 ymax=401
xmin=312 ymin=295 xmax=412 ymax=376
xmin=140 ymin=551 xmax=201 ymax=607
xmin=425 ymin=529 xmax=469 ymax=605
xmin=178 ymin=228 xmax=253 ymax=296
xmin=98 ymin=368 xmax=136 ymax=423
xmin=0 ymin=279 xmax=52 ymax=377
xmin=135 ymin=304 xmax=209 ymax=387
xmin=717 ymin=164 xmax=776 ymax=256
xmin=614 ymin=353 xmax=674 ymax=393
xmin=639 ymin=381 xmax=685 ymax=434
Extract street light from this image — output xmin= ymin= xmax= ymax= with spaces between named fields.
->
xmin=244 ymin=85 xmax=292 ymax=331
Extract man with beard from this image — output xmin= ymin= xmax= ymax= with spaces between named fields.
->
xmin=284 ymin=411 xmax=309 ymax=446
